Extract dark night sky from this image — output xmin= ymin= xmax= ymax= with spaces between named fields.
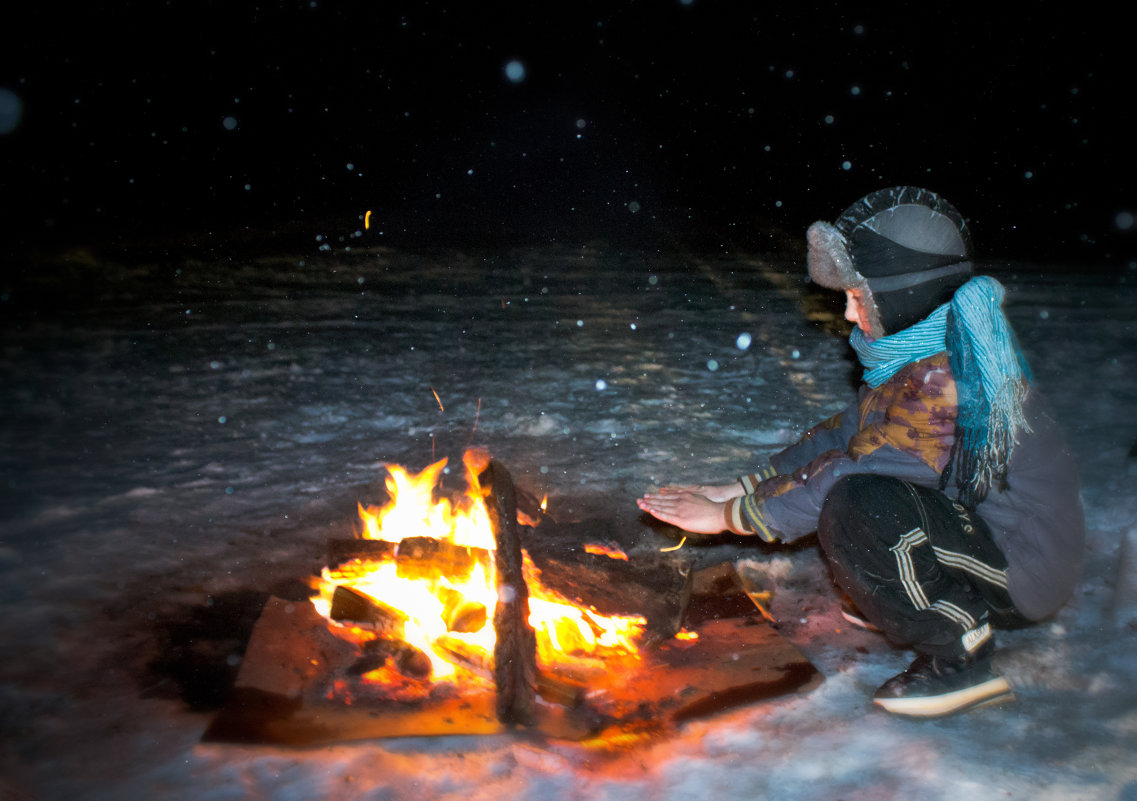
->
xmin=2 ymin=2 xmax=1132 ymax=261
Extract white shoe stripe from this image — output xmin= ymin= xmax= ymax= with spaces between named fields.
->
xmin=874 ymin=676 xmax=1013 ymax=718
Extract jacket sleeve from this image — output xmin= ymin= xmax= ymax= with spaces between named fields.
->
xmin=725 ymin=356 xmax=957 ymax=542
xmin=736 ymin=401 xmax=859 ymax=493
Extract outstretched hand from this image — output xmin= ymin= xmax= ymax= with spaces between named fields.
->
xmin=656 ymin=483 xmax=742 ymax=503
xmin=637 ymin=489 xmax=728 ymax=535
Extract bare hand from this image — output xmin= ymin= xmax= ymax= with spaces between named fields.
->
xmin=657 ymin=483 xmax=743 ymax=503
xmin=637 ymin=490 xmax=727 ymax=534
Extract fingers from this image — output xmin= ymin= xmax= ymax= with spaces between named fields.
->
xmin=638 ymin=490 xmax=694 ymax=509
xmin=636 ymin=495 xmax=684 ymax=525
xmin=636 ymin=492 xmax=725 ymax=535
xmin=658 ymin=485 xmax=700 ymax=495
xmin=636 ymin=498 xmax=686 ymax=529
xmin=654 ymin=483 xmax=740 ymax=503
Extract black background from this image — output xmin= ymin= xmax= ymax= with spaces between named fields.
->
xmin=2 ymin=1 xmax=1132 ymax=261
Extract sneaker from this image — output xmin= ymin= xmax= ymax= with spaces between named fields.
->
xmin=873 ymin=646 xmax=1014 ymax=718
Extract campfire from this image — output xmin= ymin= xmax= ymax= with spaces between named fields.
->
xmin=310 ymin=449 xmax=647 ymax=723
xmin=203 ymin=450 xmax=821 ymax=746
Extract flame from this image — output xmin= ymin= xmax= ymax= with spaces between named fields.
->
xmin=355 ymin=456 xmax=494 ymax=551
xmin=314 ymin=451 xmax=644 ymax=685
xmin=584 ymin=543 xmax=629 ymax=561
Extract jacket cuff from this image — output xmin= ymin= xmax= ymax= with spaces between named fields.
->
xmin=724 ymin=497 xmax=751 ymax=535
xmin=729 ymin=495 xmax=779 ymax=543
xmin=738 ymin=465 xmax=778 ymax=494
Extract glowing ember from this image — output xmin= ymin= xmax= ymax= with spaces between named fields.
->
xmin=313 ymin=450 xmax=644 ymax=686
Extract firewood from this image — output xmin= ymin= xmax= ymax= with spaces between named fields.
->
xmin=394 ymin=536 xmax=490 ymax=581
xmin=514 ymin=485 xmax=547 ymax=526
xmin=521 ymin=522 xmax=694 ymax=640
xmin=479 ymin=459 xmax=539 ymax=727
xmin=392 ymin=644 xmax=433 ymax=679
xmin=328 ymin=585 xmax=407 ymax=639
xmin=434 ymin=635 xmax=493 ymax=678
xmin=437 ymin=585 xmax=489 ymax=634
xmin=535 ymin=670 xmax=588 ymax=709
xmin=350 ymin=638 xmax=433 ymax=680
xmin=326 ymin=537 xmax=396 ymax=570
xmin=444 ymin=599 xmax=488 ymax=634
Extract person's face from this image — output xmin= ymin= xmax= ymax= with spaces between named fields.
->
xmin=845 ymin=289 xmax=874 ymax=336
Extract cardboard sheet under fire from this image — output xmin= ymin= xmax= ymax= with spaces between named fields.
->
xmin=203 ymin=556 xmax=822 ymax=746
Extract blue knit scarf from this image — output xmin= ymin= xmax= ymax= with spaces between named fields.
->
xmin=849 ymin=276 xmax=1032 ymax=506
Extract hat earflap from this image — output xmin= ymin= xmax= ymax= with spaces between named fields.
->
xmin=806 ymin=221 xmax=886 ymax=337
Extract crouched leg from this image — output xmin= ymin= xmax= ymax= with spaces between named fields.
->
xmin=817 ymin=474 xmax=1018 ymax=716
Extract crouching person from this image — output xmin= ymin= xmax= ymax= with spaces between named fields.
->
xmin=638 ymin=186 xmax=1085 ymax=718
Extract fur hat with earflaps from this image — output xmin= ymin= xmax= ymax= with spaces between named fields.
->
xmin=807 ymin=186 xmax=974 ymax=337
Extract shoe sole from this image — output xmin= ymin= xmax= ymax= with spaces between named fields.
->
xmin=873 ymin=676 xmax=1014 ymax=718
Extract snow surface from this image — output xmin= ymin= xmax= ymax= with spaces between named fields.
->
xmin=2 ymin=241 xmax=1136 ymax=801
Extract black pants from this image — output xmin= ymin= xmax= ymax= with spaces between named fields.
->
xmin=817 ymin=474 xmax=1029 ymax=659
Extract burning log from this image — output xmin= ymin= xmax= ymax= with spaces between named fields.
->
xmin=394 ymin=536 xmax=490 ymax=582
xmin=535 ymin=670 xmax=589 ymax=709
xmin=478 ymin=457 xmax=539 ymax=727
xmin=349 ymin=638 xmax=433 ymax=681
xmin=514 ymin=485 xmax=547 ymax=527
xmin=434 ymin=635 xmax=492 ymax=678
xmin=326 ymin=538 xmax=396 ymax=570
xmin=438 ymin=587 xmax=488 ymax=634
xmin=328 ymin=585 xmax=407 ymax=639
xmin=522 ymin=521 xmax=694 ymax=641
xmin=326 ymin=536 xmax=491 ymax=582
xmin=434 ymin=635 xmax=586 ymax=710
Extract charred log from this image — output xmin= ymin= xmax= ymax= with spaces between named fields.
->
xmin=326 ymin=538 xmax=396 ymax=571
xmin=434 ymin=635 xmax=492 ymax=678
xmin=328 ymin=586 xmax=407 ymax=639
xmin=535 ymin=671 xmax=588 ymax=709
xmin=326 ymin=536 xmax=492 ymax=584
xmin=522 ymin=522 xmax=694 ymax=640
xmin=514 ymin=485 xmax=547 ymax=527
xmin=479 ymin=458 xmax=539 ymax=727
xmin=350 ymin=639 xmax=433 ymax=680
xmin=394 ymin=536 xmax=491 ymax=582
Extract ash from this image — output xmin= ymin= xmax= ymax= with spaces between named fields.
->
xmin=2 ymin=240 xmax=1136 ymax=801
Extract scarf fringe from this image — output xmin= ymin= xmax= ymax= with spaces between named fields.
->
xmin=944 ymin=378 xmax=1031 ymax=507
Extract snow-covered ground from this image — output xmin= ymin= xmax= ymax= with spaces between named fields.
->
xmin=2 ymin=237 xmax=1136 ymax=801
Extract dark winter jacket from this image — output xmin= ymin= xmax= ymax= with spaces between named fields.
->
xmin=724 ymin=352 xmax=1085 ymax=621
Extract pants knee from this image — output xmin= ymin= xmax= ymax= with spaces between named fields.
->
xmin=820 ymin=474 xmax=874 ymax=538
xmin=818 ymin=473 xmax=908 ymax=553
